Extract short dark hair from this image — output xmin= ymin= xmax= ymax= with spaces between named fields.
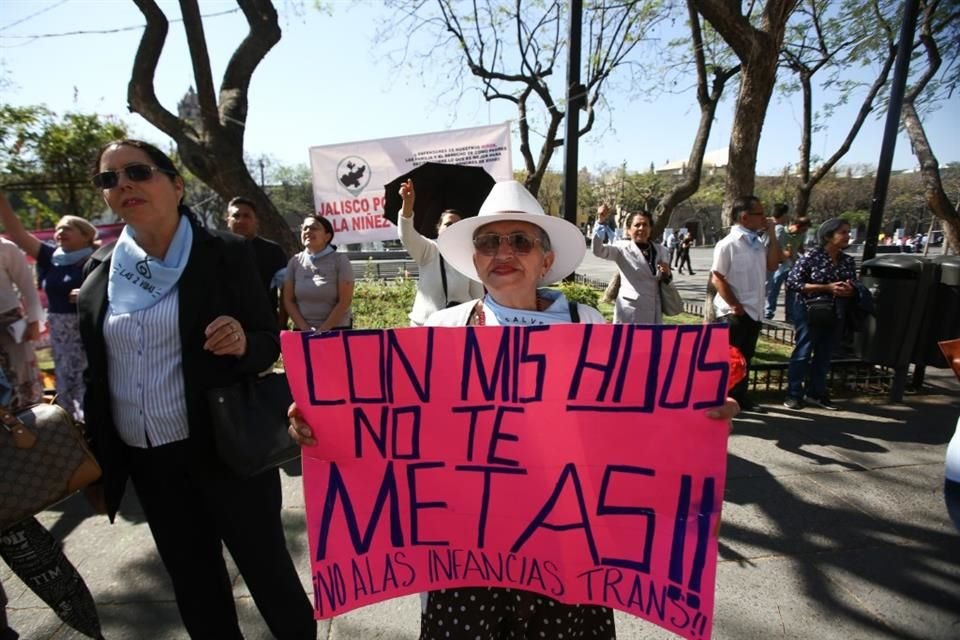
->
xmin=731 ymin=195 xmax=761 ymax=218
xmin=436 ymin=209 xmax=463 ymax=231
xmin=627 ymin=210 xmax=654 ymax=227
xmin=305 ymin=215 xmax=335 ymax=239
xmin=773 ymin=202 xmax=789 ymax=218
xmin=228 ymin=196 xmax=257 ymax=214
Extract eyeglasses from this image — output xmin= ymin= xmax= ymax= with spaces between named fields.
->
xmin=92 ymin=164 xmax=174 ymax=189
xmin=473 ymin=232 xmax=542 ymax=256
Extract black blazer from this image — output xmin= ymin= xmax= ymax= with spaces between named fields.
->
xmin=78 ymin=220 xmax=280 ymax=521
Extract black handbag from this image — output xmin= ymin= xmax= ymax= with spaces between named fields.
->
xmin=206 ymin=371 xmax=300 ymax=477
xmin=805 ymin=296 xmax=836 ymax=329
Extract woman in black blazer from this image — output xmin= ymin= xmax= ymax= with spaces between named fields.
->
xmin=78 ymin=139 xmax=314 ymax=639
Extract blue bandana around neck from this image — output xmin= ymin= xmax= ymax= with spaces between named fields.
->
xmin=309 ymin=246 xmax=335 ymax=261
xmin=738 ymin=225 xmax=762 ymax=248
xmin=483 ymin=289 xmax=573 ymax=326
xmin=51 ymin=246 xmax=94 ymax=267
xmin=108 ymin=215 xmax=193 ymax=314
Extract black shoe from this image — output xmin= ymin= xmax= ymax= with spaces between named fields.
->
xmin=783 ymin=396 xmax=804 ymax=410
xmin=688 ymin=271 xmax=695 ymax=275
xmin=805 ymin=395 xmax=838 ymax=411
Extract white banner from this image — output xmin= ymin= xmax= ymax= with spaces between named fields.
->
xmin=308 ymin=123 xmax=513 ymax=245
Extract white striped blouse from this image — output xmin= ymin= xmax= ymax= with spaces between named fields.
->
xmin=103 ymin=289 xmax=190 ymax=448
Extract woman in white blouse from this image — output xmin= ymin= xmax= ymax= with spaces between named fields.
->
xmin=396 ymin=179 xmax=484 ymax=325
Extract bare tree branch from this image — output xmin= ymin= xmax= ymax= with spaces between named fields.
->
xmin=220 ymin=0 xmax=281 ymax=144
xmin=178 ymin=0 xmax=220 ymax=134
xmin=901 ymin=0 xmax=959 ymax=251
xmin=128 ymin=0 xmax=184 ymax=140
xmin=381 ymin=0 xmax=663 ymax=196
xmin=127 ymin=0 xmax=295 ymax=253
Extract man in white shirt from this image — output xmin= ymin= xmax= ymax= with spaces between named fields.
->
xmin=711 ymin=196 xmax=782 ymax=413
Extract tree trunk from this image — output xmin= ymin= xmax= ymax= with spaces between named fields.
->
xmin=902 ymin=102 xmax=959 ymax=253
xmin=722 ymin=49 xmax=781 ymax=227
xmin=898 ymin=5 xmax=959 ymax=254
xmin=127 ymin=0 xmax=298 ymax=255
xmin=653 ymin=1 xmax=739 ymax=238
xmin=693 ymin=0 xmax=798 ymax=227
xmin=793 ymin=183 xmax=812 ymax=221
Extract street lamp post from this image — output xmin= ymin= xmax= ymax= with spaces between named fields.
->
xmin=561 ymin=0 xmax=584 ymax=231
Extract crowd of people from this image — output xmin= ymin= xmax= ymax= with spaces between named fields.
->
xmin=0 ymin=138 xmax=886 ymax=638
xmin=591 ymin=200 xmax=868 ymax=414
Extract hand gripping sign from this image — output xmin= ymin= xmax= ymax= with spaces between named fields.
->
xmin=282 ymin=323 xmax=731 ymax=639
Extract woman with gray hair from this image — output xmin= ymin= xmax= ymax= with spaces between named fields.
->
xmin=290 ymin=181 xmax=740 ymax=639
xmin=782 ymin=218 xmax=858 ymax=411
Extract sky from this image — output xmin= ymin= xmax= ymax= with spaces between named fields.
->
xmin=2 ymin=0 xmax=958 ymax=178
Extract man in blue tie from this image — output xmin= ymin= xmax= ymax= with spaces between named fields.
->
xmin=710 ymin=196 xmax=782 ymax=413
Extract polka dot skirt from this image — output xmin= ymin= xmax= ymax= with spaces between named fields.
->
xmin=419 ymin=587 xmax=616 ymax=639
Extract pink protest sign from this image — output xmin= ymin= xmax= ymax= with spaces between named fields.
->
xmin=282 ymin=323 xmax=730 ymax=639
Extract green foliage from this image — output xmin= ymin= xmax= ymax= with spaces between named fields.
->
xmin=0 ymin=104 xmax=128 ymax=223
xmin=554 ymin=281 xmax=600 ymax=309
xmin=621 ymin=172 xmax=666 ymax=214
xmin=839 ymin=210 xmax=869 ymax=227
xmin=264 ymin=161 xmax=315 ymax=225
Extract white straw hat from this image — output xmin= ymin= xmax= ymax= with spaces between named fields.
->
xmin=436 ymin=180 xmax=586 ymax=285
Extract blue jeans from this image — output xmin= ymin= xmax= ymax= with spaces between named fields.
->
xmin=786 ymin=297 xmax=838 ymax=400
xmin=765 ymin=264 xmax=790 ymax=318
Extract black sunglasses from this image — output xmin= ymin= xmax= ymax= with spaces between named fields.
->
xmin=473 ymin=232 xmax=541 ymax=256
xmin=92 ymin=164 xmax=174 ymax=189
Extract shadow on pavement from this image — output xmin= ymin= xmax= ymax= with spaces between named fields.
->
xmin=720 ymin=396 xmax=960 ymax=639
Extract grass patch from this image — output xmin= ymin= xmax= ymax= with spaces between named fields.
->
xmin=352 ymin=274 xmax=417 ymax=329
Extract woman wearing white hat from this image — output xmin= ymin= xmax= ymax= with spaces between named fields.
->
xmin=289 ymin=181 xmax=738 ymax=639
xmin=425 ymin=180 xmax=604 ymax=327
xmin=424 ymin=181 xmax=738 ymax=637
